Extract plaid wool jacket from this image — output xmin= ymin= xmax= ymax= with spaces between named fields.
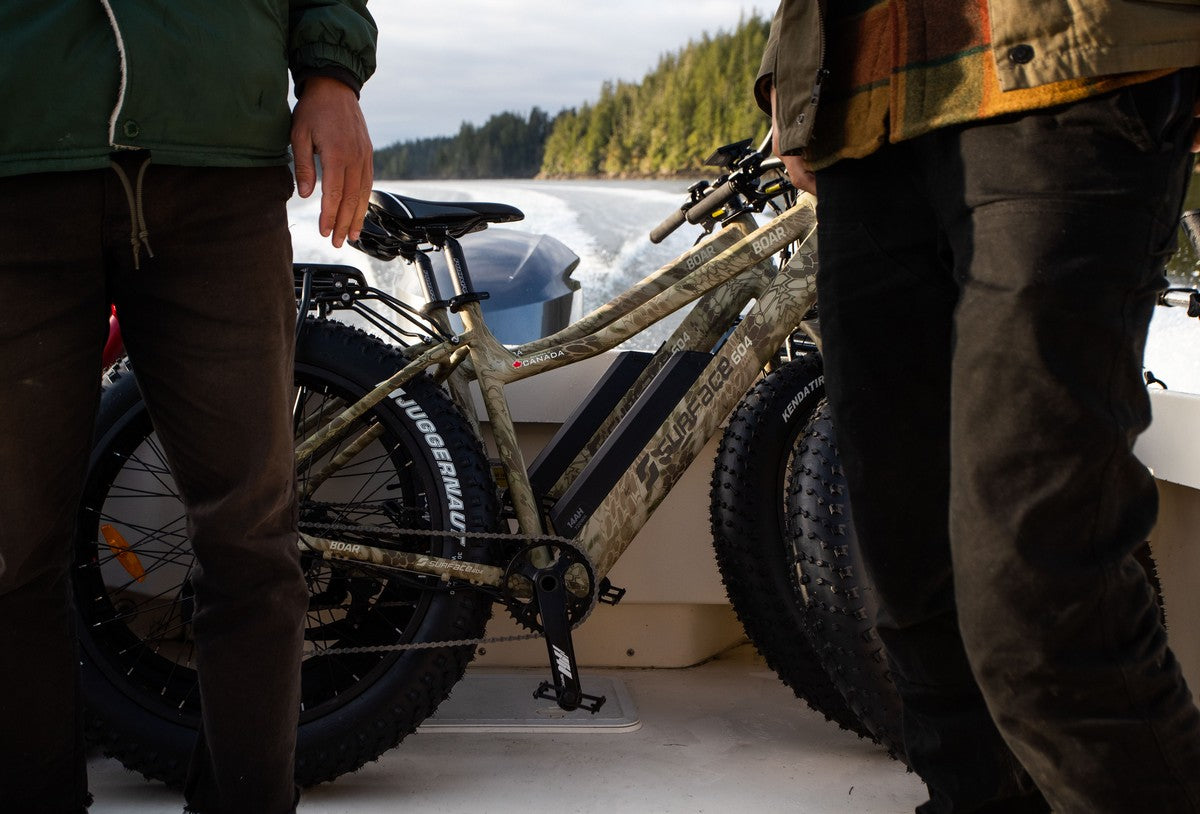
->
xmin=758 ymin=0 xmax=1200 ymax=162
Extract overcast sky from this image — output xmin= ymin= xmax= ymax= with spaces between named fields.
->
xmin=360 ymin=1 xmax=776 ymax=148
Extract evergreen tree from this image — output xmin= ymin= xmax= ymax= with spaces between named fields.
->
xmin=371 ymin=14 xmax=770 ymax=179
xmin=539 ymin=14 xmax=770 ymax=177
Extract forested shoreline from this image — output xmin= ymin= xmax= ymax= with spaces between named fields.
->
xmin=372 ymin=14 xmax=770 ymax=180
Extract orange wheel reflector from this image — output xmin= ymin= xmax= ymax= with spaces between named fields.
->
xmin=101 ymin=524 xmax=146 ymax=583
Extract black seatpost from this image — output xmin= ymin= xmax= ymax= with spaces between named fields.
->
xmin=411 ymin=251 xmax=452 ymax=312
xmin=441 ymin=235 xmax=489 ymax=312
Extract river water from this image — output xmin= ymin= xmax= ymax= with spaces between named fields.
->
xmin=288 ymin=178 xmax=1200 ymax=393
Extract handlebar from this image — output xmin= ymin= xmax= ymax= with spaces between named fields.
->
xmin=683 ymin=179 xmax=741 ymax=226
xmin=648 ymin=132 xmax=791 ymax=244
xmin=649 ymin=205 xmax=689 ymax=245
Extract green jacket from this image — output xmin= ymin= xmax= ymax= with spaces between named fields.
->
xmin=758 ymin=0 xmax=1200 ymax=155
xmin=0 ymin=1 xmax=377 ymax=178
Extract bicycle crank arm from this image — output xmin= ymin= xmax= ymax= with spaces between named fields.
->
xmin=300 ymin=533 xmax=505 ymax=587
xmin=532 ymin=565 xmax=606 ymax=714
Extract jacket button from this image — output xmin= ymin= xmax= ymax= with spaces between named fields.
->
xmin=1008 ymin=44 xmax=1035 ymax=65
xmin=123 ymin=120 xmax=140 ymax=138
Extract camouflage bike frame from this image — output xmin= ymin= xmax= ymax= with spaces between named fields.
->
xmin=294 ymin=147 xmax=820 ymax=708
xmin=299 ymin=196 xmax=817 ymax=579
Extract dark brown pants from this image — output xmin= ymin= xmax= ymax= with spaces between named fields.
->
xmin=0 ymin=158 xmax=307 ymax=814
xmin=816 ymin=71 xmax=1200 ymax=812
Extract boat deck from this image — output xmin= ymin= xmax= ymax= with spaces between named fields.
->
xmin=87 ymin=644 xmax=926 ymax=813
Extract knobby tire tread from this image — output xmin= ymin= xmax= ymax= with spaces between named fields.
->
xmin=708 ymin=355 xmax=868 ymax=737
xmin=787 ymin=401 xmax=906 ymax=762
xmin=77 ymin=319 xmax=499 ymax=787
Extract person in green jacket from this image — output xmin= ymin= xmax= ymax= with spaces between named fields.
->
xmin=0 ymin=3 xmax=377 ymax=813
xmin=760 ymin=1 xmax=1200 ymax=812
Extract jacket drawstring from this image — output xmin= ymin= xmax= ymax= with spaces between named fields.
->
xmin=109 ymin=153 xmax=155 ymax=270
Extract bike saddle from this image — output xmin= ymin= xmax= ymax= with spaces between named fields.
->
xmin=368 ymin=190 xmax=524 ymax=242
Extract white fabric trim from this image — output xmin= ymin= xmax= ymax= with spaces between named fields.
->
xmin=383 ymin=191 xmax=413 ymax=218
xmin=99 ymin=0 xmax=128 ymax=147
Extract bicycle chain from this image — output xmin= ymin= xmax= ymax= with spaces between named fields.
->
xmin=298 ymin=520 xmax=597 ymax=656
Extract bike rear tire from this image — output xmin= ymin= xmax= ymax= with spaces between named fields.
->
xmin=74 ymin=319 xmax=498 ymax=787
xmin=709 ymin=354 xmax=869 ymax=737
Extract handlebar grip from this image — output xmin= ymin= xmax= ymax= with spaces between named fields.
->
xmin=1160 ymin=288 xmax=1200 ymax=318
xmin=650 ymin=149 xmax=770 ymax=243
xmin=1181 ymin=209 xmax=1200 ymax=254
xmin=686 ymin=181 xmax=738 ymax=225
xmin=649 ymin=205 xmax=688 ymax=244
xmin=1161 ymin=290 xmax=1194 ymax=309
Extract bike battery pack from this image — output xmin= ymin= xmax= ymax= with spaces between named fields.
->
xmin=528 ymin=350 xmax=654 ymax=498
xmin=549 ymin=350 xmax=712 ymax=537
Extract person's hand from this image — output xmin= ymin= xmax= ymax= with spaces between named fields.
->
xmin=770 ymin=86 xmax=817 ymax=195
xmin=291 ymin=76 xmax=374 ymax=247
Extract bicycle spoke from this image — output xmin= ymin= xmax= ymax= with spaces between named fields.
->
xmin=91 ymin=532 xmax=191 ymax=570
xmin=89 ymin=533 xmax=194 ymax=598
xmin=82 ymin=363 xmax=458 ymax=720
xmin=95 ymin=587 xmax=192 ymax=633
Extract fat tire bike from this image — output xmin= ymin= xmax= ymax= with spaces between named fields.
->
xmin=74 ymin=135 xmax=880 ymax=786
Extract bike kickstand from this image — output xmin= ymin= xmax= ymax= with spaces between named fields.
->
xmin=532 ymin=567 xmax=606 ymax=714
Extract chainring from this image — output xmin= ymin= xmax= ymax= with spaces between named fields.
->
xmin=296 ymin=518 xmax=598 ymax=653
xmin=501 ymin=539 xmax=599 ymax=634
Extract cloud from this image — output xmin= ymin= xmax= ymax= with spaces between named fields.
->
xmin=361 ymin=1 xmax=774 ymax=146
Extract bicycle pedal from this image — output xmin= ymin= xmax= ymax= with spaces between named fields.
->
xmin=534 ymin=681 xmax=607 ymax=714
xmin=597 ymin=578 xmax=626 ymax=606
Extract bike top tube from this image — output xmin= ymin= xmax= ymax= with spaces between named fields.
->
xmin=458 ymin=197 xmax=818 ymax=387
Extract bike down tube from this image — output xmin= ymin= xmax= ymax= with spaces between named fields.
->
xmin=546 ymin=214 xmax=776 ymax=499
xmin=574 ymin=206 xmax=819 ymax=583
xmin=452 ymin=201 xmax=815 ymax=538
xmin=653 ymin=212 xmax=770 ymax=355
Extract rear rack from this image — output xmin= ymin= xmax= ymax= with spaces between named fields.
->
xmin=293 ymin=263 xmax=452 ymax=346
